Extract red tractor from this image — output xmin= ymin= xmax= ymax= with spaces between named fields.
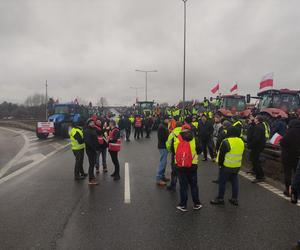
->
xmin=249 ymin=88 xmax=300 ymax=125
xmin=215 ymin=95 xmax=252 ymax=119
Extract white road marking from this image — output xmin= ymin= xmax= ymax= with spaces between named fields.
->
xmin=124 ymin=162 xmax=131 ymax=204
xmin=0 ymin=127 xmax=30 ymax=178
xmin=238 ymin=171 xmax=296 ymax=204
xmin=0 ymin=143 xmax=70 ymax=185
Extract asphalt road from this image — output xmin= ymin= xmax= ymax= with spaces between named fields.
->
xmin=0 ymin=127 xmax=24 ymax=168
xmin=1 ymin=130 xmax=300 ymax=250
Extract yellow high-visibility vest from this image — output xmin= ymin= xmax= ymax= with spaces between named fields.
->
xmin=70 ymin=127 xmax=85 ymax=151
xmin=217 ymin=137 xmax=244 ymax=168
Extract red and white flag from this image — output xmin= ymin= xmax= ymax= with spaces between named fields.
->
xmin=230 ymin=84 xmax=238 ymax=93
xmin=260 ymin=73 xmax=274 ymax=89
xmin=269 ymin=132 xmax=283 ymax=145
xmin=211 ymin=83 xmax=220 ymax=94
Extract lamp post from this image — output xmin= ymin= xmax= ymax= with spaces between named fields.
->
xmin=45 ymin=80 xmax=48 ymax=121
xmin=130 ymin=86 xmax=143 ymax=103
xmin=135 ymin=69 xmax=157 ymax=101
xmin=182 ymin=0 xmax=187 ymax=113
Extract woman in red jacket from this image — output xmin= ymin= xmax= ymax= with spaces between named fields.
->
xmin=108 ymin=120 xmax=121 ymax=181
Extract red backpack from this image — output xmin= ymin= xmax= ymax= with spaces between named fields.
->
xmin=175 ymin=134 xmax=193 ymax=167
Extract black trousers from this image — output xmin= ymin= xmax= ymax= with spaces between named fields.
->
xmin=73 ymin=149 xmax=85 ymax=177
xmin=284 ymin=164 xmax=297 ymax=190
xmin=134 ymin=127 xmax=142 ymax=139
xmin=145 ymin=126 xmax=151 ymax=138
xmin=86 ymin=149 xmax=96 ymax=180
xmin=109 ymin=151 xmax=120 ymax=177
xmin=251 ymin=150 xmax=264 ymax=179
xmin=201 ymin=137 xmax=214 ymax=159
xmin=125 ymin=128 xmax=131 ymax=141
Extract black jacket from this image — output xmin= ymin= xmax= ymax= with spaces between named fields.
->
xmin=83 ymin=126 xmax=98 ymax=152
xmin=157 ymin=123 xmax=169 ymax=149
xmin=198 ymin=120 xmax=214 ymax=140
xmin=280 ymin=119 xmax=300 ymax=167
xmin=248 ymin=122 xmax=266 ymax=152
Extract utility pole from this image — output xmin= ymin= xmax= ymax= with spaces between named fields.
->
xmin=135 ymin=70 xmax=157 ymax=101
xmin=182 ymin=0 xmax=187 ymax=113
xmin=45 ymin=80 xmax=48 ymax=121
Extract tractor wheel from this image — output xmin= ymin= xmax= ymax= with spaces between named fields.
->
xmin=61 ymin=123 xmax=72 ymax=138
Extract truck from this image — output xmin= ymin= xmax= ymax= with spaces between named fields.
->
xmin=36 ymin=103 xmax=89 ymax=139
xmin=248 ymin=88 xmax=300 ymax=126
xmin=213 ymin=95 xmax=251 ymax=118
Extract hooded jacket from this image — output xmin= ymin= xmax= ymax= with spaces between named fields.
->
xmin=280 ymin=119 xmax=300 ymax=167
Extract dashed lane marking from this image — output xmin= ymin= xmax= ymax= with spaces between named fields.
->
xmin=124 ymin=162 xmax=131 ymax=204
xmin=238 ymin=171 xmax=300 ymax=206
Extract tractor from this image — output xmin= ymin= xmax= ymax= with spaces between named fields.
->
xmin=36 ymin=103 xmax=89 ymax=139
xmin=136 ymin=101 xmax=155 ymax=117
xmin=248 ymin=88 xmax=300 ymax=126
xmin=213 ymin=95 xmax=251 ymax=119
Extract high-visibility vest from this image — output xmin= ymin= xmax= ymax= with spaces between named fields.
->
xmin=166 ymin=127 xmax=182 ymax=151
xmin=135 ymin=118 xmax=142 ymax=127
xmin=174 ymin=135 xmax=198 ymax=165
xmin=192 ymin=108 xmax=198 ymax=115
xmin=70 ymin=127 xmax=85 ymax=151
xmin=129 ymin=116 xmax=135 ymax=124
xmin=263 ymin=122 xmax=270 ymax=139
xmin=203 ymin=100 xmax=209 ymax=108
xmin=220 ymin=137 xmax=245 ymax=168
xmin=192 ymin=121 xmax=199 ymax=128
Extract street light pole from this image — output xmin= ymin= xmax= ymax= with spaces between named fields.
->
xmin=135 ymin=69 xmax=158 ymax=101
xmin=182 ymin=0 xmax=187 ymax=113
xmin=45 ymin=80 xmax=48 ymax=121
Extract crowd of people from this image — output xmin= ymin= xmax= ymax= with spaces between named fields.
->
xmin=68 ymin=105 xmax=300 ymax=215
xmin=155 ymin=110 xmax=300 ymax=211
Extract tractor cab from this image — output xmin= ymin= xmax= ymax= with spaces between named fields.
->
xmin=217 ymin=95 xmax=250 ymax=118
xmin=136 ymin=101 xmax=154 ymax=117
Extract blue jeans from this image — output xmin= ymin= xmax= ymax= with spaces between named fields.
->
xmin=96 ymin=148 xmax=107 ymax=168
xmin=218 ymin=167 xmax=239 ymax=199
xmin=177 ymin=167 xmax=200 ymax=206
xmin=156 ymin=149 xmax=168 ymax=181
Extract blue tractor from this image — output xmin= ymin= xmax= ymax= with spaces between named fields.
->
xmin=36 ymin=103 xmax=89 ymax=139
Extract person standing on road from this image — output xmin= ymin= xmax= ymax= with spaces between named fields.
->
xmin=134 ymin=115 xmax=143 ymax=139
xmin=144 ymin=115 xmax=154 ymax=138
xmin=166 ymin=121 xmax=183 ymax=191
xmin=124 ymin=115 xmax=132 ymax=142
xmin=70 ymin=120 xmax=87 ymax=180
xmin=210 ymin=127 xmax=245 ymax=206
xmin=213 ymin=115 xmax=222 ymax=151
xmin=156 ymin=117 xmax=170 ymax=186
xmin=83 ymin=118 xmax=99 ymax=185
xmin=172 ymin=127 xmax=202 ymax=212
xmin=280 ymin=119 xmax=300 ymax=196
xmin=198 ymin=114 xmax=215 ymax=161
xmin=95 ymin=119 xmax=108 ymax=174
xmin=108 ymin=120 xmax=121 ymax=181
xmin=248 ymin=115 xmax=267 ymax=183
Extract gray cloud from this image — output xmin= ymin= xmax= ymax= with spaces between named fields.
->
xmin=0 ymin=0 xmax=299 ymax=105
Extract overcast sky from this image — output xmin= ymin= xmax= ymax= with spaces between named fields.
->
xmin=0 ymin=0 xmax=299 ymax=105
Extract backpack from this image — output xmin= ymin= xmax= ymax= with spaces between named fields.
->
xmin=175 ymin=134 xmax=193 ymax=167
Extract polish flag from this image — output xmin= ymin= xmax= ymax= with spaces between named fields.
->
xmin=260 ymin=73 xmax=274 ymax=89
xmin=269 ymin=133 xmax=283 ymax=145
xmin=230 ymin=84 xmax=238 ymax=93
xmin=211 ymin=83 xmax=220 ymax=94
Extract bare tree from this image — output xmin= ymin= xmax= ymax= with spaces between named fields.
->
xmin=97 ymin=97 xmax=108 ymax=107
xmin=24 ymin=94 xmax=46 ymax=107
